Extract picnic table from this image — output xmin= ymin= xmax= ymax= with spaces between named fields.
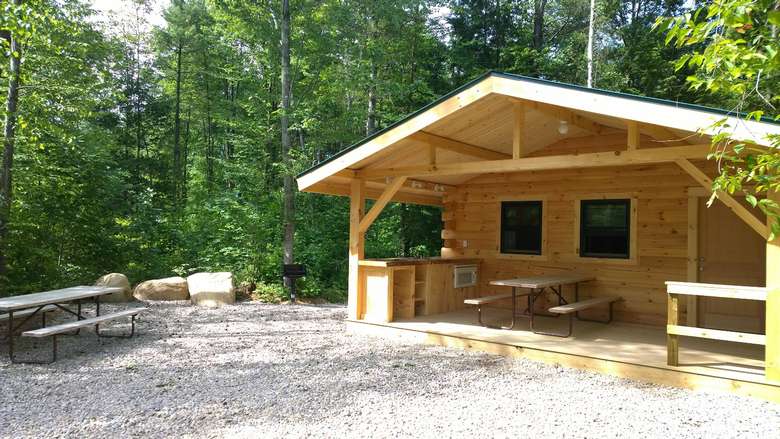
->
xmin=0 ymin=286 xmax=145 ymax=364
xmin=484 ymin=274 xmax=595 ymax=331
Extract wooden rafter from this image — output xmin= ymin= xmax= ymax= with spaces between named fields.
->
xmin=643 ymin=123 xmax=693 ymax=145
xmin=358 ymin=176 xmax=408 ymax=233
xmin=675 ymin=158 xmax=768 ymax=239
xmin=355 ymin=144 xmax=711 ymax=179
xmin=410 ymin=131 xmax=510 ymax=160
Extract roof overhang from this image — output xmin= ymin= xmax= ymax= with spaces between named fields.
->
xmin=297 ymin=72 xmax=780 ymax=205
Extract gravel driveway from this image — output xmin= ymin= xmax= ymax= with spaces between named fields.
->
xmin=0 ymin=302 xmax=778 ymax=438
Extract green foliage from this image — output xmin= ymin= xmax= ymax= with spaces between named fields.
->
xmin=3 ymin=0 xmax=750 ymax=299
xmin=657 ymin=0 xmax=780 ymax=237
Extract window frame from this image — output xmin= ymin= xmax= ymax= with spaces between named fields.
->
xmin=575 ymin=197 xmax=636 ymax=263
xmin=498 ymin=199 xmax=546 ymax=259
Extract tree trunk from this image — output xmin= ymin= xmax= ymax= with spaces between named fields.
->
xmin=0 ymin=0 xmax=23 ymax=281
xmin=281 ymin=0 xmax=295 ymax=277
xmin=366 ymin=60 xmax=377 ymax=136
xmin=532 ymin=0 xmax=547 ymax=51
xmin=201 ymin=48 xmax=214 ymax=190
xmin=173 ymin=39 xmax=183 ymax=206
xmin=587 ymin=0 xmax=595 ymax=87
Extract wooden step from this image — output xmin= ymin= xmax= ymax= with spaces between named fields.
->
xmin=548 ymin=296 xmax=621 ymax=314
xmin=22 ymin=308 xmax=147 ymax=338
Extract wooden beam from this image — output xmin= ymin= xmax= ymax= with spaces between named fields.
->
xmin=358 ymin=177 xmax=408 ymax=233
xmin=348 ymin=179 xmax=366 ymax=320
xmin=627 ymin=121 xmax=640 ymax=150
xmin=512 ymin=102 xmax=525 ymax=159
xmin=667 ymin=324 xmax=766 ymax=345
xmin=428 ymin=143 xmax=436 ymax=165
xmin=767 ymin=190 xmax=780 ymax=382
xmin=411 ymin=131 xmax=510 ymax=160
xmin=675 ymin=159 xmax=769 ymax=239
xmin=356 ymin=144 xmax=711 ymax=180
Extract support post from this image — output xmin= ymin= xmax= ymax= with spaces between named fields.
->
xmin=667 ymin=293 xmax=680 ymax=366
xmin=767 ymin=191 xmax=780 ymax=382
xmin=512 ymin=102 xmax=525 ymax=159
xmin=348 ymin=179 xmax=365 ymax=320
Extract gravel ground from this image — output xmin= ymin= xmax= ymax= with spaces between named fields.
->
xmin=1 ymin=301 xmax=779 ymax=438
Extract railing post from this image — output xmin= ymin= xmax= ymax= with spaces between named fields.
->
xmin=667 ymin=292 xmax=679 ymax=366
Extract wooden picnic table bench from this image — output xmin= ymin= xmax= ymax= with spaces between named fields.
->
xmin=546 ymin=296 xmax=621 ymax=337
xmin=0 ymin=286 xmax=146 ymax=364
xmin=464 ymin=292 xmax=531 ymax=328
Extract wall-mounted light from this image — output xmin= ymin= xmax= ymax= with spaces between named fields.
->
xmin=434 ymin=184 xmax=446 ymax=192
xmin=558 ymin=120 xmax=569 ymax=135
xmin=385 ymin=176 xmax=393 ymax=184
xmin=410 ymin=180 xmax=424 ymax=189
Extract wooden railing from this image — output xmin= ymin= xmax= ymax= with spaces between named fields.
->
xmin=665 ymin=281 xmax=768 ymax=367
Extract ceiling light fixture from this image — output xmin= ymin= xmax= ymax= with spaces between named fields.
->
xmin=558 ymin=120 xmax=569 ymax=135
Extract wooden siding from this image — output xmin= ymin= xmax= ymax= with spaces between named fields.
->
xmin=441 ymin=161 xmax=711 ymax=326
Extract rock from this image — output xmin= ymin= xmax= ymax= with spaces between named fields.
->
xmin=133 ymin=276 xmax=189 ymax=301
xmin=95 ymin=273 xmax=133 ymax=302
xmin=187 ymin=272 xmax=235 ymax=308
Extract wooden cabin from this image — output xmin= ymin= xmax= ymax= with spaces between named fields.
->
xmin=296 ymin=72 xmax=780 ymax=401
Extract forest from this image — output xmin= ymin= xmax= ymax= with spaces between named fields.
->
xmin=0 ymin=0 xmax=777 ymax=300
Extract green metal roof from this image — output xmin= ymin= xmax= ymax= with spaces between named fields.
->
xmin=297 ymin=70 xmax=776 ymax=179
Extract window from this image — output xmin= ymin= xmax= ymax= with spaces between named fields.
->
xmin=500 ymin=201 xmax=543 ymax=255
xmin=579 ymin=199 xmax=631 ymax=259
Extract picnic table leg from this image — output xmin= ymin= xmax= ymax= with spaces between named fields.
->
xmin=95 ymin=295 xmax=101 ymax=333
xmin=496 ymin=287 xmax=517 ymax=330
xmin=8 ymin=310 xmax=14 ymax=362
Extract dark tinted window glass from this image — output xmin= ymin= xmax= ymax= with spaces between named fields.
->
xmin=500 ymin=201 xmax=542 ymax=255
xmin=580 ymin=199 xmax=630 ymax=259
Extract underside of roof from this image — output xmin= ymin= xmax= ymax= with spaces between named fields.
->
xmin=297 ymin=72 xmax=779 ymax=206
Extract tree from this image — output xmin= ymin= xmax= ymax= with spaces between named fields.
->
xmin=658 ymin=0 xmax=780 ymax=235
xmin=281 ymin=0 xmax=295 ymax=280
xmin=587 ymin=0 xmax=596 ymax=87
xmin=0 ymin=0 xmax=24 ymax=282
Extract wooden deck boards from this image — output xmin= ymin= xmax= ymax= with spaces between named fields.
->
xmin=347 ymin=308 xmax=780 ymax=402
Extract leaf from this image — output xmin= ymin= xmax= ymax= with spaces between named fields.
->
xmin=745 ymin=193 xmax=758 ymax=207
xmin=768 ymin=11 xmax=780 ymax=26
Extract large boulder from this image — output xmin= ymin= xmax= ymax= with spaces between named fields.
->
xmin=187 ymin=272 xmax=235 ymax=308
xmin=133 ymin=276 xmax=189 ymax=301
xmin=95 ymin=273 xmax=133 ymax=302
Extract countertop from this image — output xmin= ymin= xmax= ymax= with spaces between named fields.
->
xmin=358 ymin=257 xmax=481 ymax=267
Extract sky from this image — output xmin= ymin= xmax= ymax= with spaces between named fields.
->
xmin=89 ymin=0 xmax=170 ymax=28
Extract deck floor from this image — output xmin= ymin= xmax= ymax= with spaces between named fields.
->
xmin=371 ymin=308 xmax=770 ymax=386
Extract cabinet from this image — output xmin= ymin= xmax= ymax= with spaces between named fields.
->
xmin=358 ymin=258 xmax=480 ymax=322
